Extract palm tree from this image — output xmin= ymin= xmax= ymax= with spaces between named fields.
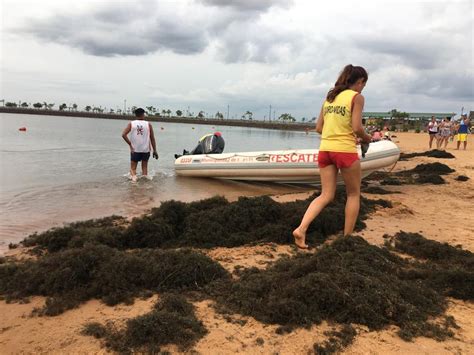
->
xmin=72 ymin=103 xmax=78 ymax=111
xmin=33 ymin=102 xmax=43 ymax=109
xmin=278 ymin=113 xmax=296 ymax=122
xmin=85 ymin=105 xmax=92 ymax=112
xmin=245 ymin=110 xmax=253 ymax=120
xmin=21 ymin=102 xmax=29 ymax=108
xmin=166 ymin=109 xmax=171 ymax=117
xmin=59 ymin=103 xmax=67 ymax=111
xmin=43 ymin=101 xmax=48 ymax=110
xmin=146 ymin=106 xmax=155 ymax=115
xmin=176 ymin=110 xmax=183 ymax=117
xmin=47 ymin=103 xmax=55 ymax=110
xmin=197 ymin=111 xmax=204 ymax=118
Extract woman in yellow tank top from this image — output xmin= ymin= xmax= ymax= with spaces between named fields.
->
xmin=293 ymin=65 xmax=372 ymax=248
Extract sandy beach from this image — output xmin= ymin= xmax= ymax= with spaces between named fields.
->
xmin=0 ymin=132 xmax=473 ymax=354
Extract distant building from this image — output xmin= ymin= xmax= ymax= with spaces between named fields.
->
xmin=363 ymin=112 xmax=455 ymax=121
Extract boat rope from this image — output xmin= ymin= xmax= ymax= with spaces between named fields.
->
xmin=382 ymin=160 xmax=398 ymax=173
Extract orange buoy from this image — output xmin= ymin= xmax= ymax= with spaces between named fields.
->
xmin=19 ymin=127 xmax=27 ymax=131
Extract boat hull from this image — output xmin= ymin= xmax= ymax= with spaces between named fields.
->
xmin=175 ymin=140 xmax=400 ymax=184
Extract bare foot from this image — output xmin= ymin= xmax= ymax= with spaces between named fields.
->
xmin=293 ymin=228 xmax=308 ymax=249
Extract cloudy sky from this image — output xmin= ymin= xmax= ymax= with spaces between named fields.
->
xmin=1 ymin=0 xmax=473 ymax=119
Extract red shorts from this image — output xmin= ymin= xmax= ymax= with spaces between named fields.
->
xmin=318 ymin=151 xmax=359 ymax=169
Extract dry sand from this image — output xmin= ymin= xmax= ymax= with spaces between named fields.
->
xmin=0 ymin=132 xmax=473 ymax=354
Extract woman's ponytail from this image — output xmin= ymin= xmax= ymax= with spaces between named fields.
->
xmin=326 ymin=65 xmax=368 ymax=103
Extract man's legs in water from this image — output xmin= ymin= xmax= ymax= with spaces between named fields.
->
xmin=130 ymin=160 xmax=138 ymax=182
xmin=142 ymin=160 xmax=148 ymax=176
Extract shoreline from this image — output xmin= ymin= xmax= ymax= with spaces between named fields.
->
xmin=0 ymin=107 xmax=314 ymax=131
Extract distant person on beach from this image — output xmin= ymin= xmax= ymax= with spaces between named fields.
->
xmin=371 ymin=128 xmax=383 ymax=142
xmin=456 ymin=114 xmax=470 ymax=150
xmin=122 ymin=108 xmax=158 ymax=183
xmin=383 ymin=127 xmax=392 ymax=140
xmin=293 ymin=64 xmax=372 ymax=248
xmin=438 ymin=117 xmax=452 ymax=150
xmin=427 ymin=116 xmax=439 ymax=149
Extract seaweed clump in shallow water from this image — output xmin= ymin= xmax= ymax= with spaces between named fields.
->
xmin=209 ymin=236 xmax=455 ymax=341
xmin=82 ymin=293 xmax=207 ymax=353
xmin=0 ymin=245 xmax=229 ymax=315
xmin=399 ymin=150 xmax=455 ymax=160
xmin=21 ymin=191 xmax=391 ymax=252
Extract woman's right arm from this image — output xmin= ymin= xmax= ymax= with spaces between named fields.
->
xmin=315 ymin=106 xmax=324 ymax=134
xmin=351 ymin=95 xmax=371 ymax=143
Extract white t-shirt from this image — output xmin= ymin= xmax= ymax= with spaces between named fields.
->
xmin=130 ymin=120 xmax=151 ymax=153
xmin=428 ymin=121 xmax=438 ymax=133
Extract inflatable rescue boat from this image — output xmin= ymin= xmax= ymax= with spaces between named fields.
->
xmin=174 ymin=140 xmax=400 ymax=184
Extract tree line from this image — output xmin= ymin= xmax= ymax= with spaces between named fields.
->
xmin=1 ymin=100 xmax=301 ymax=122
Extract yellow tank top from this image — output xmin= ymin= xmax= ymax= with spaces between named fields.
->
xmin=319 ymin=89 xmax=358 ymax=153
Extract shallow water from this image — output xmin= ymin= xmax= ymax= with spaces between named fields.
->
xmin=0 ymin=113 xmax=320 ymax=252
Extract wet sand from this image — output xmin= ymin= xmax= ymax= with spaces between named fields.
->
xmin=1 ymin=132 xmax=473 ymax=354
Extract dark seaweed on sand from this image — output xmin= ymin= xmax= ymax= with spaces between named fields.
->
xmin=0 ymin=245 xmax=229 ymax=315
xmin=209 ymin=236 xmax=456 ymax=341
xmin=82 ymin=293 xmax=207 ymax=353
xmin=361 ymin=186 xmax=401 ymax=194
xmin=21 ymin=190 xmax=391 ymax=252
xmin=313 ymin=324 xmax=357 ymax=355
xmin=455 ymin=175 xmax=469 ymax=181
xmin=399 ymin=150 xmax=455 ymax=161
xmin=386 ymin=232 xmax=474 ymax=301
xmin=367 ymin=162 xmax=455 ymax=186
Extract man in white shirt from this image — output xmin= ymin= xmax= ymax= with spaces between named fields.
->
xmin=122 ymin=108 xmax=158 ymax=182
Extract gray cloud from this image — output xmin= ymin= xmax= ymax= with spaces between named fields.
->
xmin=18 ymin=0 xmax=298 ymax=62
xmin=200 ymin=0 xmax=292 ymax=12
xmin=22 ymin=5 xmax=209 ymax=57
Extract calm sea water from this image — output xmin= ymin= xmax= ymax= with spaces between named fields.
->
xmin=0 ymin=113 xmax=320 ymax=252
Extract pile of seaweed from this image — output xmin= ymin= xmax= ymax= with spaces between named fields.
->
xmin=313 ymin=324 xmax=357 ymax=355
xmin=1 ymin=232 xmax=471 ymax=352
xmin=0 ymin=245 xmax=229 ymax=315
xmin=361 ymin=186 xmax=401 ymax=195
xmin=400 ymin=150 xmax=455 ymax=161
xmin=367 ymin=162 xmax=455 ymax=185
xmin=209 ymin=235 xmax=462 ymax=342
xmin=385 ymin=232 xmax=474 ymax=301
xmin=3 ymin=194 xmax=472 ymax=352
xmin=19 ymin=190 xmax=391 ymax=253
xmin=82 ymin=293 xmax=206 ymax=353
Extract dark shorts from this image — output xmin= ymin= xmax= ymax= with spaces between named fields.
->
xmin=131 ymin=152 xmax=150 ymax=162
xmin=318 ymin=151 xmax=359 ymax=169
xmin=428 ymin=131 xmax=437 ymax=135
